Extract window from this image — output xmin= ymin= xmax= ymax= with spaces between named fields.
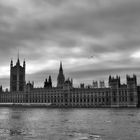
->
xmin=12 ymin=86 xmax=16 ymax=91
xmin=19 ymin=86 xmax=23 ymax=91
xmin=95 ymin=98 xmax=97 ymax=102
xmin=130 ymin=97 xmax=134 ymax=102
xmin=106 ymin=98 xmax=109 ymax=102
xmin=13 ymin=75 xmax=16 ymax=81
xmin=113 ymin=97 xmax=116 ymax=102
xmin=20 ymin=75 xmax=23 ymax=81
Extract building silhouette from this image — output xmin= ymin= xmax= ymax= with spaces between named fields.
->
xmin=0 ymin=85 xmax=2 ymax=92
xmin=44 ymin=76 xmax=52 ymax=88
xmin=57 ymin=62 xmax=65 ymax=88
xmin=0 ymin=57 xmax=139 ymax=108
xmin=10 ymin=57 xmax=25 ymax=92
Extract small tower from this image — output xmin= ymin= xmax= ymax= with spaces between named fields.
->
xmin=0 ymin=85 xmax=2 ymax=93
xmin=44 ymin=78 xmax=48 ymax=88
xmin=93 ymin=80 xmax=98 ymax=88
xmin=26 ymin=81 xmax=34 ymax=93
xmin=44 ymin=76 xmax=52 ymax=88
xmin=23 ymin=59 xmax=26 ymax=69
xmin=10 ymin=59 xmax=13 ymax=68
xmin=48 ymin=75 xmax=52 ymax=88
xmin=57 ymin=62 xmax=65 ymax=88
xmin=109 ymin=75 xmax=120 ymax=88
xmin=71 ymin=78 xmax=73 ymax=87
xmin=100 ymin=81 xmax=105 ymax=88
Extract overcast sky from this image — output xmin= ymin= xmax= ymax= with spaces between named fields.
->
xmin=0 ymin=0 xmax=140 ymax=89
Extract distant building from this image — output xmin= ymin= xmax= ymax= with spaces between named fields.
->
xmin=0 ymin=58 xmax=139 ymax=108
xmin=10 ymin=58 xmax=25 ymax=92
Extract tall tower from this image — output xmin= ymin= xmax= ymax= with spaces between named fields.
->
xmin=10 ymin=56 xmax=26 ymax=92
xmin=126 ymin=75 xmax=137 ymax=107
xmin=109 ymin=75 xmax=120 ymax=107
xmin=57 ymin=62 xmax=65 ymax=88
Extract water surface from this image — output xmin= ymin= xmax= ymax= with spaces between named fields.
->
xmin=0 ymin=108 xmax=140 ymax=140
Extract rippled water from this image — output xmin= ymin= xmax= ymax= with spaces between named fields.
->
xmin=0 ymin=108 xmax=140 ymax=140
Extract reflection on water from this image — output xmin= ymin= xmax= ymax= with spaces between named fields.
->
xmin=0 ymin=108 xmax=140 ymax=140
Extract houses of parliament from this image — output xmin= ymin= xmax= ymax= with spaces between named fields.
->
xmin=0 ymin=57 xmax=140 ymax=108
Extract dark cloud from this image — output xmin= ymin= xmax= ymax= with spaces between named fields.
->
xmin=0 ymin=0 xmax=140 ymax=89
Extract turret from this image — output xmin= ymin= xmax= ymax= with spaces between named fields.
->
xmin=60 ymin=61 xmax=63 ymax=72
xmin=48 ymin=75 xmax=52 ymax=88
xmin=32 ymin=81 xmax=34 ymax=87
xmin=93 ymin=80 xmax=98 ymax=88
xmin=44 ymin=78 xmax=48 ymax=88
xmin=44 ymin=76 xmax=52 ymax=88
xmin=109 ymin=75 xmax=120 ymax=88
xmin=100 ymin=81 xmax=105 ymax=88
xmin=80 ymin=83 xmax=85 ymax=88
xmin=126 ymin=74 xmax=137 ymax=86
xmin=0 ymin=85 xmax=2 ymax=92
xmin=26 ymin=81 xmax=34 ymax=92
xmin=10 ymin=59 xmax=13 ymax=68
xmin=71 ymin=78 xmax=73 ymax=87
xmin=23 ymin=59 xmax=26 ymax=68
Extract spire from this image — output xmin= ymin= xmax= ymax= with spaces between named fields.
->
xmin=49 ymin=75 xmax=52 ymax=88
xmin=10 ymin=59 xmax=13 ymax=67
xmin=60 ymin=61 xmax=63 ymax=72
xmin=44 ymin=78 xmax=48 ymax=88
xmin=18 ymin=49 xmax=20 ymax=61
xmin=18 ymin=49 xmax=19 ymax=60
xmin=49 ymin=75 xmax=52 ymax=82
xmin=23 ymin=59 xmax=25 ymax=68
xmin=71 ymin=78 xmax=73 ymax=85
xmin=0 ymin=85 xmax=2 ymax=92
xmin=57 ymin=61 xmax=65 ymax=88
xmin=16 ymin=50 xmax=20 ymax=65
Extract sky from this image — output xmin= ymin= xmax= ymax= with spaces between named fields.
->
xmin=0 ymin=0 xmax=140 ymax=89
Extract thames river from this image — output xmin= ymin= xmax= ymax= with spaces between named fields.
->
xmin=0 ymin=108 xmax=140 ymax=140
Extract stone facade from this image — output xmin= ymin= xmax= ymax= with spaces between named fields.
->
xmin=0 ymin=75 xmax=139 ymax=108
xmin=10 ymin=58 xmax=25 ymax=92
xmin=0 ymin=59 xmax=139 ymax=108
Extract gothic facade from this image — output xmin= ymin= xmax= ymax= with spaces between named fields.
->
xmin=10 ymin=58 xmax=25 ymax=92
xmin=0 ymin=58 xmax=139 ymax=107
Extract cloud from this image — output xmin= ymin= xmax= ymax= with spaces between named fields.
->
xmin=0 ymin=0 xmax=140 ymax=89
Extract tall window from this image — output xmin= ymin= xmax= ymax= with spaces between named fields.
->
xmin=13 ymin=75 xmax=16 ymax=81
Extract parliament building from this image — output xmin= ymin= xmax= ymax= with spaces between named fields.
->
xmin=0 ymin=57 xmax=140 ymax=108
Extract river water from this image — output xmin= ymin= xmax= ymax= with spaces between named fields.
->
xmin=0 ymin=108 xmax=140 ymax=140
